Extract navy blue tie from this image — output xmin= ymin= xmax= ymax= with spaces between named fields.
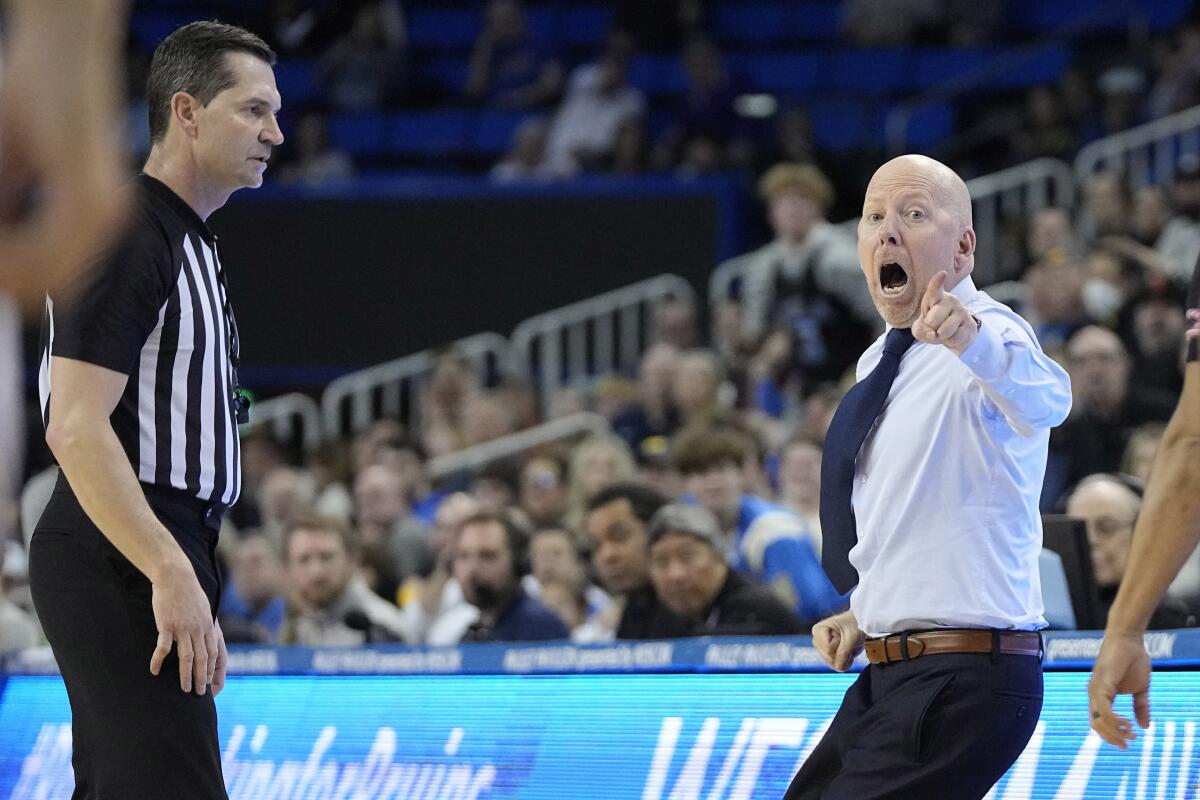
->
xmin=820 ymin=327 xmax=916 ymax=593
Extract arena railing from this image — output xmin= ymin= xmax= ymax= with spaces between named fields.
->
xmin=510 ymin=274 xmax=696 ymax=415
xmin=319 ymin=331 xmax=515 ymax=443
xmin=241 ymin=392 xmax=323 ymax=455
xmin=1074 ymin=102 xmax=1200 ymax=187
xmin=427 ymin=412 xmax=610 ymax=480
xmin=964 ymin=157 xmax=1076 ymax=284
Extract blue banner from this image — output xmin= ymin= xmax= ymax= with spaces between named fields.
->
xmin=2 ymin=670 xmax=1199 ymax=799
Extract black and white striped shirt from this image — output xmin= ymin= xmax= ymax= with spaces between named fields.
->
xmin=40 ymin=174 xmax=242 ymax=506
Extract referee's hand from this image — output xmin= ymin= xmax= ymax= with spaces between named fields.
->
xmin=148 ymin=560 xmax=218 ymax=696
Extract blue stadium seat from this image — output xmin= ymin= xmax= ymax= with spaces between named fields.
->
xmin=273 ymin=61 xmax=320 ymax=106
xmin=989 ymin=45 xmax=1071 ymax=88
xmin=808 ymin=99 xmax=872 ymax=151
xmin=471 ymin=111 xmax=531 ymax=154
xmin=828 ymin=49 xmax=911 ymax=92
xmin=1007 ymin=0 xmax=1191 ymax=35
xmin=902 ymin=103 xmax=956 ymax=148
xmin=419 ymin=57 xmax=471 ymax=95
xmin=390 ymin=111 xmax=472 ymax=156
xmin=628 ymin=54 xmax=688 ymax=97
xmin=912 ymin=48 xmax=990 ymax=88
xmin=913 ymin=46 xmax=1069 ymax=90
xmin=560 ymin=6 xmax=611 ymax=48
xmin=328 ymin=114 xmax=393 ymax=158
xmin=407 ymin=9 xmax=481 ymax=51
xmin=130 ymin=13 xmax=193 ymax=51
xmin=714 ymin=2 xmax=842 ymax=44
xmin=741 ymin=53 xmax=825 ymax=95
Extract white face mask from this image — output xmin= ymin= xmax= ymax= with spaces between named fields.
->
xmin=1082 ymin=278 xmax=1124 ymax=321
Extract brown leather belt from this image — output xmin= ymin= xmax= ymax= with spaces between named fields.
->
xmin=864 ymin=629 xmax=1042 ymax=665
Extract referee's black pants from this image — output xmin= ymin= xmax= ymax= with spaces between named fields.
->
xmin=783 ymin=652 xmax=1042 ymax=800
xmin=29 ymin=472 xmax=228 ymax=800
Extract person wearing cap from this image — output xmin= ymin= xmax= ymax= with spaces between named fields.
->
xmin=647 ymin=504 xmax=804 ymax=637
xmin=784 ymin=155 xmax=1071 ymax=799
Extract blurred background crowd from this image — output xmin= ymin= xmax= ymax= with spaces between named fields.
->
xmin=4 ymin=0 xmax=1200 ymax=653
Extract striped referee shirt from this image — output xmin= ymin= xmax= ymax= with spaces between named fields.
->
xmin=39 ymin=174 xmax=242 ymax=506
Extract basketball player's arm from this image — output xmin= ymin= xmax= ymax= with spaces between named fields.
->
xmin=1089 ymin=356 xmax=1200 ymax=747
xmin=46 ymin=356 xmax=219 ymax=696
xmin=0 ymin=0 xmax=128 ymax=307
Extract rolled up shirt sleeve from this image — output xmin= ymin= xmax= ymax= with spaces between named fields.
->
xmin=957 ymin=308 xmax=1073 ymax=435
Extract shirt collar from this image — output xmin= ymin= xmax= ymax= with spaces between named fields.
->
xmin=138 ymin=173 xmax=217 ymax=244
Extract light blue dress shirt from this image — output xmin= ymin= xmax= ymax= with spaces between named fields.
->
xmin=848 ymin=276 xmax=1073 ymax=637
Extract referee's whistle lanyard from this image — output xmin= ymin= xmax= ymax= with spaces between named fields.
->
xmin=213 ymin=237 xmax=251 ymax=425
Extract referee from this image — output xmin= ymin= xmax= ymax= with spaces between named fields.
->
xmin=29 ymin=22 xmax=282 ymax=799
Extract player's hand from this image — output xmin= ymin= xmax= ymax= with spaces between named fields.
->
xmin=813 ymin=610 xmax=864 ymax=672
xmin=1087 ymin=632 xmax=1151 ymax=749
xmin=148 ymin=559 xmax=216 ymax=695
xmin=210 ymin=618 xmax=228 ymax=697
xmin=1185 ymin=308 xmax=1200 ymax=342
xmin=911 ymin=271 xmax=979 ymax=355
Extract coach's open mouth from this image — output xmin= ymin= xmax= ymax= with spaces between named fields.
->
xmin=879 ymin=262 xmax=908 ymax=296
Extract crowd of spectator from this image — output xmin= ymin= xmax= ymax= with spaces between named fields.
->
xmin=5 ymin=3 xmax=1200 ymax=655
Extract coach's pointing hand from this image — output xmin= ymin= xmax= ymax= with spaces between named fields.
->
xmin=149 ymin=558 xmax=216 ymax=695
xmin=912 ymin=271 xmax=979 ymax=355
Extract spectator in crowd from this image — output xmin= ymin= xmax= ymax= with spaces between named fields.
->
xmin=491 ymin=117 xmax=571 ymax=183
xmin=647 ymin=504 xmax=804 ymax=636
xmin=524 ymin=525 xmax=611 ymax=632
xmin=1066 ymin=475 xmax=1193 ymax=628
xmin=353 ymin=463 xmax=431 ymax=595
xmin=1121 ymin=423 xmax=1165 ymax=483
xmin=256 ymin=466 xmax=317 ymax=542
xmin=1147 ymin=23 xmax=1200 ymax=119
xmin=463 ymin=390 xmax=518 ymax=447
xmin=1096 ymin=65 xmax=1146 ymax=137
xmin=583 ymin=483 xmax=687 ymax=639
xmin=1022 ymin=252 xmax=1092 ymax=354
xmin=602 ymin=117 xmax=650 ymax=176
xmin=349 ymin=418 xmax=406 ymax=474
xmin=420 ymin=349 xmax=480 ymax=457
xmin=316 ymin=0 xmax=408 ymax=112
xmin=1121 ymin=281 xmax=1188 ymax=396
xmin=232 ymin=430 xmax=287 ymax=529
xmin=842 ymin=0 xmax=942 ymax=47
xmin=671 ymin=349 xmax=730 ymax=429
xmin=721 ymin=164 xmax=876 ymax=389
xmin=775 ymin=434 xmax=823 ymax=554
xmin=264 ymin=0 xmax=323 ymax=57
xmin=658 ymin=36 xmax=748 ymax=170
xmin=373 ymin=434 xmax=442 ymax=526
xmin=277 ymin=111 xmax=355 ymax=186
xmin=0 ymin=542 xmax=38 ymax=654
xmin=1009 ymin=85 xmax=1076 ymax=163
xmin=613 ymin=0 xmax=703 ymax=52
xmin=455 ymin=511 xmax=568 ymax=641
xmin=1129 ymin=184 xmax=1196 ymax=282
xmin=280 ymin=515 xmax=410 ymax=645
xmin=545 ymin=47 xmax=645 ymax=172
xmin=1046 ymin=326 xmax=1177 ymax=506
xmin=564 ymin=434 xmax=639 ymax=533
xmin=466 ymin=0 xmax=563 ymax=110
xmin=470 ymin=458 xmax=522 ymax=513
xmin=307 ymin=442 xmax=356 ymax=522
xmin=519 ymin=454 xmax=568 ymax=527
xmin=1156 ymin=158 xmax=1200 ymax=282
xmin=1025 ymin=206 xmax=1078 ymax=265
xmin=673 ymin=426 xmax=843 ymax=623
xmin=218 ymin=533 xmax=287 ymax=644
xmin=403 ymin=492 xmax=481 ymax=645
xmin=611 ymin=343 xmax=681 ymax=455
xmin=651 ymin=296 xmax=701 ymax=350
xmin=1079 ymin=172 xmax=1130 ymax=243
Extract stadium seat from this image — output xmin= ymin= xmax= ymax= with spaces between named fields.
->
xmin=828 ymin=48 xmax=911 ymax=92
xmin=273 ymin=61 xmax=321 ymax=106
xmin=471 ymin=111 xmax=531 ymax=155
xmin=628 ymin=54 xmax=689 ymax=97
xmin=390 ymin=110 xmax=472 ymax=156
xmin=741 ymin=53 xmax=825 ymax=95
xmin=407 ymin=8 xmax=480 ymax=52
xmin=328 ymin=114 xmax=393 ymax=158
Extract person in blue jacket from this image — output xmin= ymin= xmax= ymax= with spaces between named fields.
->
xmin=672 ymin=425 xmax=845 ymax=624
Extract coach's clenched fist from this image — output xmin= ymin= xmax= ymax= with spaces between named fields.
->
xmin=911 ymin=271 xmax=981 ymax=355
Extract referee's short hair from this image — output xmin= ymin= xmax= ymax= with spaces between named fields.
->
xmin=147 ymin=21 xmax=277 ymax=144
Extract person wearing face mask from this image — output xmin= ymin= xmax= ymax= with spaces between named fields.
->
xmin=784 ymin=155 xmax=1073 ymax=800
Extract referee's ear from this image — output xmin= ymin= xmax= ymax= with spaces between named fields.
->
xmin=168 ymin=91 xmax=202 ymax=141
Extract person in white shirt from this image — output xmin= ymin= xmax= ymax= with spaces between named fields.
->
xmin=784 ymin=154 xmax=1072 ymax=800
